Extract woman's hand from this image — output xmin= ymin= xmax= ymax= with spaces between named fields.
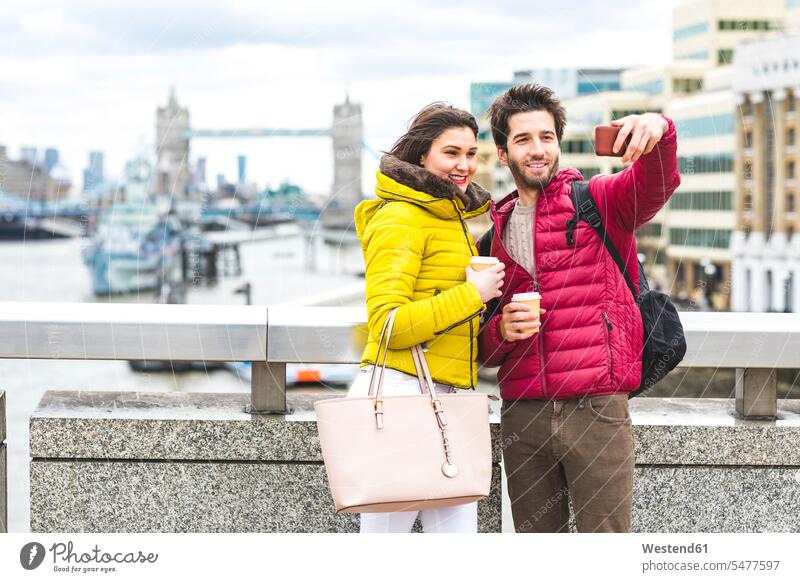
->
xmin=466 ymin=262 xmax=505 ymax=304
xmin=499 ymin=302 xmax=546 ymax=341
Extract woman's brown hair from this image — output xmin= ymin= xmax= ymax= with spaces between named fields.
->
xmin=388 ymin=102 xmax=479 ymax=165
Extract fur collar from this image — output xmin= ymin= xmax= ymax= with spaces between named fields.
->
xmin=379 ymin=155 xmax=490 ymax=213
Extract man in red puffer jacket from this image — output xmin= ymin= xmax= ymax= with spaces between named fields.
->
xmin=477 ymin=84 xmax=680 ymax=533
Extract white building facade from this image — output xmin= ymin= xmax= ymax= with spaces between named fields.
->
xmin=731 ymin=33 xmax=800 ymax=312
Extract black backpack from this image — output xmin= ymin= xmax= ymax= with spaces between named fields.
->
xmin=477 ymin=180 xmax=686 ymax=397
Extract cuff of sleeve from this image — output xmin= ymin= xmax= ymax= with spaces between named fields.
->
xmin=659 ymin=114 xmax=676 ymax=143
xmin=463 ymin=281 xmax=485 ymax=309
xmin=492 ymin=313 xmax=508 ymax=345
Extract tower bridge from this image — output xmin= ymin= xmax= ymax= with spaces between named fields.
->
xmin=156 ymin=90 xmax=363 ymax=228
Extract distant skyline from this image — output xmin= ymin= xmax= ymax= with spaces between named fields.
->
xmin=0 ymin=0 xmax=678 ymax=196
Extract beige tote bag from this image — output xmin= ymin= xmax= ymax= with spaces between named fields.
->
xmin=314 ymin=309 xmax=492 ymax=513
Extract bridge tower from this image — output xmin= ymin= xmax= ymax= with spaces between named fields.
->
xmin=155 ymin=89 xmax=191 ymax=199
xmin=324 ymin=96 xmax=363 ymax=228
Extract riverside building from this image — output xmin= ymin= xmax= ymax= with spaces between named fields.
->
xmin=730 ymin=29 xmax=800 ymax=312
xmin=470 ymin=0 xmax=797 ymax=310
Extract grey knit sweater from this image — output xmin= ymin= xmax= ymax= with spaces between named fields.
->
xmin=501 ymin=201 xmax=535 ymax=277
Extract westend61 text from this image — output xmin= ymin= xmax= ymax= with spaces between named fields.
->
xmin=642 ymin=543 xmax=708 ymax=554
xmin=50 ymin=542 xmax=159 ymax=564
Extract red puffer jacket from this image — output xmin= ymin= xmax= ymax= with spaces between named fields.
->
xmin=478 ymin=117 xmax=680 ymax=401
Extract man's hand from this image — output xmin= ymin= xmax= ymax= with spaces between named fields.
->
xmin=499 ymin=302 xmax=546 ymax=342
xmin=610 ymin=113 xmax=669 ymax=164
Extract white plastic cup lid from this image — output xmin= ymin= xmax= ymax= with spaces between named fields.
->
xmin=512 ymin=292 xmax=541 ymax=301
xmin=470 ymin=256 xmax=499 ymax=264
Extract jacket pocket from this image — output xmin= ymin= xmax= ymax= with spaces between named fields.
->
xmin=602 ymin=311 xmax=613 ymax=382
xmin=431 ymin=289 xmax=485 ymax=336
xmin=434 ymin=307 xmax=484 ymax=335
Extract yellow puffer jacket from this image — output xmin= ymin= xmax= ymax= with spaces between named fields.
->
xmin=354 ymin=155 xmax=492 ymax=388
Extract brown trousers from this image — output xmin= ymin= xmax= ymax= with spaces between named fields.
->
xmin=501 ymin=394 xmax=634 ymax=533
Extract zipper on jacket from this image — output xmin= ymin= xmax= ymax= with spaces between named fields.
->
xmin=469 ymin=313 xmax=476 ymax=389
xmin=531 ymin=200 xmax=548 ymax=400
xmin=602 ymin=311 xmax=613 ymax=380
xmin=434 ymin=306 xmax=484 ymax=336
xmin=454 ymin=203 xmax=479 ymax=387
xmin=455 ymin=211 xmax=477 ymax=258
xmin=536 ymin=281 xmax=547 ymax=398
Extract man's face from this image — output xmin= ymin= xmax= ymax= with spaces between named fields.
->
xmin=497 ymin=110 xmax=560 ymax=192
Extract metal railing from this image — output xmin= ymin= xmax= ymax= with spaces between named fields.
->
xmin=1 ymin=302 xmax=799 ymax=418
xmin=0 ymin=302 xmax=366 ymax=415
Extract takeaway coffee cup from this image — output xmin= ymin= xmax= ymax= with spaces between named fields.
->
xmin=470 ymin=256 xmax=499 ymax=272
xmin=511 ymin=291 xmax=542 ymax=333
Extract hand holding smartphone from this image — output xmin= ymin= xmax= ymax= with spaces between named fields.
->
xmin=595 ymin=114 xmax=668 ymax=162
xmin=594 ymin=125 xmax=632 ymax=157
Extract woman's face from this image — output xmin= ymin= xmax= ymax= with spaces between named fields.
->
xmin=420 ymin=126 xmax=478 ymax=194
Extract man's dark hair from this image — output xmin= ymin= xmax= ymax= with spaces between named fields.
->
xmin=487 ymin=84 xmax=567 ymax=150
xmin=389 ymin=102 xmax=478 ymax=166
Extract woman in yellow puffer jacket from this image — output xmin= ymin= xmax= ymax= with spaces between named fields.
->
xmin=349 ymin=103 xmax=505 ymax=533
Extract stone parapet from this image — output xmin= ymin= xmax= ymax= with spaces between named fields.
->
xmin=30 ymin=391 xmax=502 ymax=533
xmin=29 ymin=393 xmax=800 ymax=533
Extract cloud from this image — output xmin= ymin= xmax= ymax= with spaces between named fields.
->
xmin=0 ymin=0 xmax=677 ymax=195
xmin=3 ymin=0 xmax=673 ymax=58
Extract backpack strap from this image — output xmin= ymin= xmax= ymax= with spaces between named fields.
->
xmin=478 ymin=224 xmax=494 ymax=257
xmin=568 ymin=180 xmax=638 ymax=300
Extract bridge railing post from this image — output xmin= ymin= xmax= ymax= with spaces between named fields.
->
xmin=248 ymin=362 xmax=288 ymax=414
xmin=247 ymin=306 xmax=288 ymax=414
xmin=735 ymin=368 xmax=777 ymax=420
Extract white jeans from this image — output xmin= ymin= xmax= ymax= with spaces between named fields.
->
xmin=346 ymin=366 xmax=478 ymax=533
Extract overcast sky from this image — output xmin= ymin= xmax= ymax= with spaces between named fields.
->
xmin=0 ymin=0 xmax=681 ymax=196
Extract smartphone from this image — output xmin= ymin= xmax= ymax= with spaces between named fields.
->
xmin=594 ymin=125 xmax=632 ymax=157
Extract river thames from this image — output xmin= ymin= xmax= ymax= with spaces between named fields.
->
xmin=0 ymin=230 xmax=370 ymax=532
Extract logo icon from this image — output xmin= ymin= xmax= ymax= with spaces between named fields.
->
xmin=20 ymin=542 xmax=46 ymax=570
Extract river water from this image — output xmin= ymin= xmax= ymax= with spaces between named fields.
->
xmin=0 ymin=230 xmax=367 ymax=532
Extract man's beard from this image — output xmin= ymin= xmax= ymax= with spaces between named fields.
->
xmin=507 ymin=156 xmax=559 ymax=192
